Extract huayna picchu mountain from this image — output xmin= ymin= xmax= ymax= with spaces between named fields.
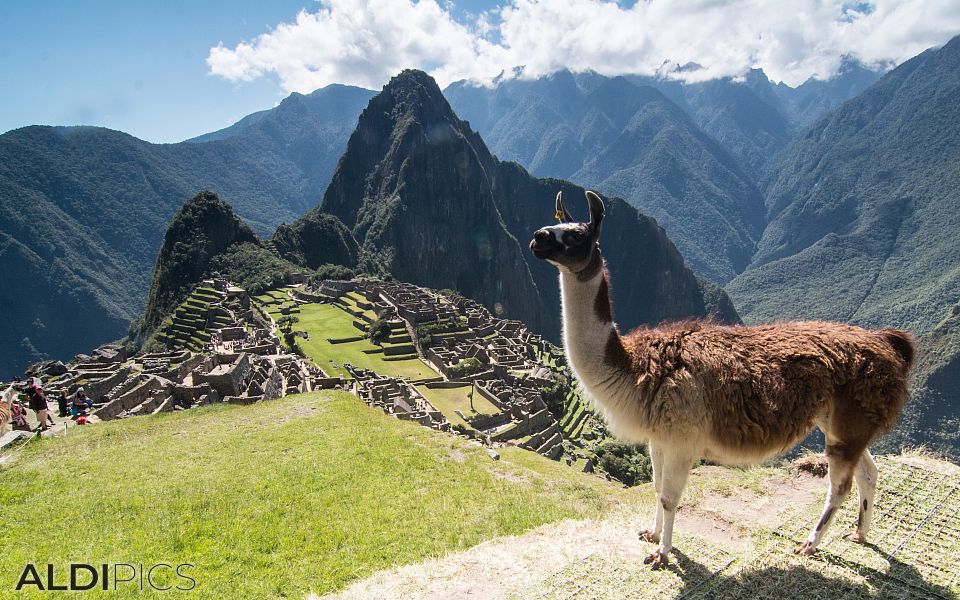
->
xmin=297 ymin=69 xmax=738 ymax=342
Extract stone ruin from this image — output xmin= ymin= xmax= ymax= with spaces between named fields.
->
xmin=12 ymin=280 xmax=342 ymax=426
xmin=311 ymin=279 xmax=570 ymax=459
xmin=349 ymin=366 xmax=448 ymax=431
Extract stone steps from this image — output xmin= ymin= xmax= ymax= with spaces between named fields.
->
xmin=536 ymin=430 xmax=564 ymax=458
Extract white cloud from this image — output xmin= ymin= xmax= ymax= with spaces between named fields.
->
xmin=207 ymin=0 xmax=960 ymax=92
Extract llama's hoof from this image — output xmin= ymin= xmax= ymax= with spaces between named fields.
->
xmin=849 ymin=530 xmax=867 ymax=544
xmin=793 ymin=541 xmax=817 ymax=556
xmin=643 ymin=550 xmax=669 ymax=570
xmin=639 ymin=529 xmax=660 ymax=544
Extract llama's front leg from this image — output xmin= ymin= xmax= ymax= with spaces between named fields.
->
xmin=795 ymin=446 xmax=858 ymax=555
xmin=643 ymin=451 xmax=693 ymax=569
xmin=640 ymin=441 xmax=664 ymax=543
xmin=850 ymin=450 xmax=878 ymax=543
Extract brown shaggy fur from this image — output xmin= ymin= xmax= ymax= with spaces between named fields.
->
xmin=607 ymin=318 xmax=913 ymax=458
xmin=0 ymin=399 xmax=11 ymax=437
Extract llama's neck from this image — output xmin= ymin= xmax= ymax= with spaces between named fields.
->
xmin=559 ymin=256 xmax=631 ymax=404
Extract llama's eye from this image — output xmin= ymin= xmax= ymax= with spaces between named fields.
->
xmin=571 ymin=232 xmax=585 ymax=243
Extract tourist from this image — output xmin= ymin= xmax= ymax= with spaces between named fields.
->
xmin=71 ymin=395 xmax=89 ymax=419
xmin=11 ymin=399 xmax=30 ymax=431
xmin=57 ymin=388 xmax=70 ymax=417
xmin=75 ymin=387 xmax=93 ymax=410
xmin=27 ymin=379 xmax=52 ymax=431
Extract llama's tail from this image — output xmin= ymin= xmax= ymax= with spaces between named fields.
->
xmin=879 ymin=328 xmax=915 ymax=373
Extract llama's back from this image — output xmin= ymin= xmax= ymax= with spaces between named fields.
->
xmin=623 ymin=320 xmax=915 ymax=457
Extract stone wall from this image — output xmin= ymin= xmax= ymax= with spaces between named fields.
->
xmin=94 ymin=376 xmax=170 ymax=421
xmin=193 ymin=353 xmax=251 ymax=397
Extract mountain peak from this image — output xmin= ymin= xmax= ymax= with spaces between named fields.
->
xmin=139 ymin=191 xmax=257 ymax=333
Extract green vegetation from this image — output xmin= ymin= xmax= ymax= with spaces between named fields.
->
xmin=0 ymin=391 xmax=636 ymax=598
xmin=0 ymin=85 xmax=373 ymax=378
xmin=295 ymin=304 xmax=434 ymax=379
xmin=417 ymin=384 xmax=500 ymax=429
xmin=253 ymin=288 xmax=302 ymax=324
xmin=272 ymin=210 xmax=359 ymax=269
xmin=447 ymin=357 xmax=484 ymax=379
xmin=594 ymin=441 xmax=653 ymax=486
xmin=729 ymin=37 xmax=960 ymax=336
xmin=447 ymin=71 xmax=767 ymax=284
xmin=364 ymin=314 xmax=392 ymax=345
xmin=878 ymin=303 xmax=960 ymax=460
xmin=150 ymin=285 xmax=226 ymax=351
xmin=538 ymin=378 xmax=570 ymax=420
xmin=138 ymin=191 xmax=258 ymax=337
xmin=321 ymin=69 xmax=739 ymax=348
xmin=415 ymin=317 xmax=469 ymax=349
xmin=209 ymin=242 xmax=303 ymax=296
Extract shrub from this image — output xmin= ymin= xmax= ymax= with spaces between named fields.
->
xmin=448 ymin=357 xmax=484 ymax=379
xmin=365 ymin=316 xmax=392 ymax=345
xmin=594 ymin=441 xmax=652 ymax=486
xmin=538 ymin=379 xmax=569 ymax=419
xmin=276 ymin=315 xmax=300 ymax=331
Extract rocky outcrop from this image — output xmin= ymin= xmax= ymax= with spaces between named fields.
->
xmin=272 ymin=211 xmax=359 ymax=269
xmin=140 ymin=191 xmax=257 ymax=333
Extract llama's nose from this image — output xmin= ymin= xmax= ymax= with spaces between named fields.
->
xmin=534 ymin=229 xmax=553 ymax=243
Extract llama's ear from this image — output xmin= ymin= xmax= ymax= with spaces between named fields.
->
xmin=555 ymin=191 xmax=574 ymax=223
xmin=586 ymin=190 xmax=604 ymax=231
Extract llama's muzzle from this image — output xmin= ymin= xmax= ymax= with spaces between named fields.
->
xmin=530 ymin=228 xmax=560 ymax=259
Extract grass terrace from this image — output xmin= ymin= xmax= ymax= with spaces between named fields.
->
xmin=254 ymin=287 xmax=299 ymax=318
xmin=336 ymin=291 xmax=378 ymax=321
xmin=0 ymin=392 xmax=638 ymax=599
xmin=416 ymin=383 xmax=501 ymax=429
xmin=296 ymin=303 xmax=434 ymax=379
xmin=153 ymin=286 xmax=224 ymax=351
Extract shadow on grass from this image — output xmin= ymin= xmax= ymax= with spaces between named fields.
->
xmin=668 ymin=545 xmax=958 ymax=600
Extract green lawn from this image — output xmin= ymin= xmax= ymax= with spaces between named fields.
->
xmin=0 ymin=392 xmax=635 ymax=599
xmin=417 ymin=384 xmax=501 ymax=429
xmin=296 ymin=304 xmax=435 ymax=379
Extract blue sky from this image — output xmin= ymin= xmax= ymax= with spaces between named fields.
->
xmin=0 ymin=1 xmax=315 ymax=141
xmin=0 ymin=0 xmax=498 ymax=142
xmin=2 ymin=0 xmax=957 ymax=143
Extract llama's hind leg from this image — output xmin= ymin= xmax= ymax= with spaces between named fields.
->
xmin=795 ymin=444 xmax=859 ymax=556
xmin=644 ymin=450 xmax=693 ymax=569
xmin=640 ymin=440 xmax=664 ymax=544
xmin=850 ymin=450 xmax=878 ymax=543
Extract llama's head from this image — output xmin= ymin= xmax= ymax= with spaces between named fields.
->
xmin=529 ymin=190 xmax=604 ymax=273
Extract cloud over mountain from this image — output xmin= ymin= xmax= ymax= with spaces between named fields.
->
xmin=208 ymin=0 xmax=960 ymax=91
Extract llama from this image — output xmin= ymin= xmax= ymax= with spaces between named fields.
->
xmin=0 ymin=386 xmax=15 ymax=437
xmin=529 ymin=190 xmax=914 ymax=568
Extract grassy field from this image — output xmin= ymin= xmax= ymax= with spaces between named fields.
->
xmin=296 ymin=303 xmax=434 ymax=379
xmin=417 ymin=384 xmax=501 ymax=428
xmin=0 ymin=392 xmax=639 ymax=599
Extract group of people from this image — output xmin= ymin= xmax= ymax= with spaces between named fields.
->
xmin=0 ymin=377 xmax=95 ymax=437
